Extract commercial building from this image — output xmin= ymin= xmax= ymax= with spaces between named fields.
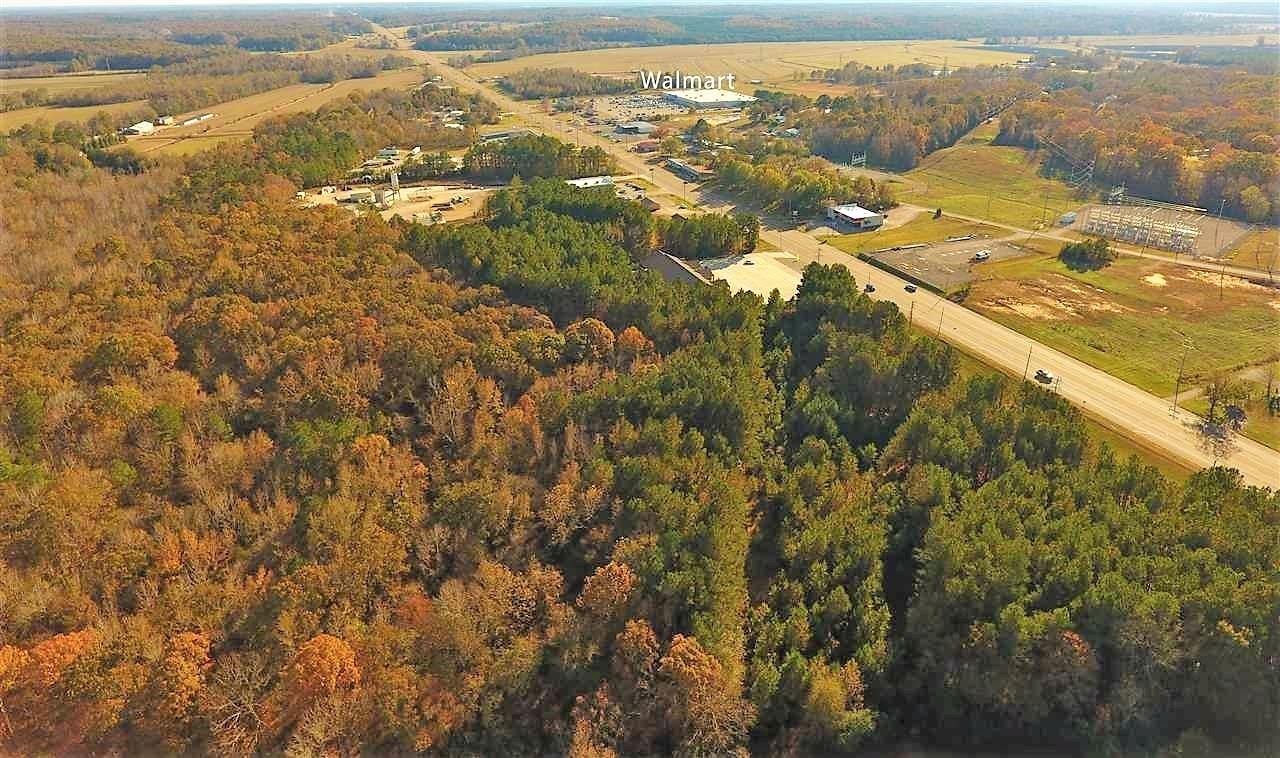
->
xmin=480 ymin=128 xmax=537 ymax=143
xmin=123 ymin=121 xmax=155 ymax=135
xmin=664 ymin=89 xmax=758 ymax=110
xmin=826 ymin=204 xmax=884 ymax=230
xmin=615 ymin=121 xmax=657 ymax=135
xmin=664 ymin=158 xmax=712 ymax=182
xmin=565 ymin=175 xmax=615 ymax=189
xmin=634 ymin=139 xmax=661 ymax=153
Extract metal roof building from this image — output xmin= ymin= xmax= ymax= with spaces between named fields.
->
xmin=826 ymin=204 xmax=884 ymax=230
xmin=565 ymin=175 xmax=615 ymax=189
xmin=664 ymin=89 xmax=758 ymax=109
xmin=616 ymin=121 xmax=657 ymax=135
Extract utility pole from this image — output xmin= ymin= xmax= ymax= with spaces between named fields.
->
xmin=908 ymin=300 xmax=914 ymax=327
xmin=1023 ymin=345 xmax=1033 ymax=381
xmin=986 ymin=189 xmax=992 ymax=219
xmin=1213 ymin=197 xmax=1226 ymax=252
xmin=937 ymin=305 xmax=944 ymax=335
xmin=1171 ymin=343 xmax=1189 ymax=413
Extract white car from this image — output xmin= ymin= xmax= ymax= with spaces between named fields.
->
xmin=972 ymin=250 xmax=991 ymax=262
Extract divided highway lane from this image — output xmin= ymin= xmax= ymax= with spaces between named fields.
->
xmin=415 ymin=48 xmax=1280 ymax=488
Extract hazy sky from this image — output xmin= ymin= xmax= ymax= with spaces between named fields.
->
xmin=8 ymin=0 xmax=1272 ymax=8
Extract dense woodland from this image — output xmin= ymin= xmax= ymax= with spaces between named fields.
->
xmin=397 ymin=5 xmax=1256 ymax=59
xmin=1 ymin=67 xmax=1276 ymax=755
xmin=797 ymin=73 xmax=1039 ymax=170
xmin=714 ymin=154 xmax=897 ymax=216
xmin=998 ymin=63 xmax=1280 ymax=223
xmin=0 ymin=12 xmax=370 ymax=74
xmin=463 ymin=134 xmax=616 ymax=182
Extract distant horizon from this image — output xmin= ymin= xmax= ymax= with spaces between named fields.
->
xmin=5 ymin=0 xmax=1279 ymax=10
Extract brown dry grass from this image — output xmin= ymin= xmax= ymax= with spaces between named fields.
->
xmin=468 ymin=40 xmax=1025 ymax=85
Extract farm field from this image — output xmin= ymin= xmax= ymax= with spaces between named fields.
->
xmin=0 ymin=99 xmax=148 ymax=132
xmin=968 ymin=254 xmax=1280 ymax=397
xmin=900 ymin=121 xmax=1083 ymax=230
xmin=466 ymin=40 xmax=1026 ymax=84
xmin=128 ymin=68 xmax=424 ymax=156
xmin=0 ymin=71 xmax=146 ymax=95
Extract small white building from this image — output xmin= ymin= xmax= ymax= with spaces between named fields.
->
xmin=826 ymin=204 xmax=884 ymax=230
xmin=566 ymin=175 xmax=615 ymax=189
xmin=124 ymin=121 xmax=155 ymax=135
xmin=156 ymin=116 xmax=175 ymax=126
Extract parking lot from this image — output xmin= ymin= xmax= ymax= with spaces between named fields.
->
xmin=871 ymin=238 xmax=1025 ymax=290
xmin=593 ymin=93 xmax=691 ymax=122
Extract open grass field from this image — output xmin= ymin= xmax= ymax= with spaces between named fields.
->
xmin=968 ymin=254 xmax=1280 ymax=398
xmin=1225 ymin=228 xmax=1280 ymax=274
xmin=828 ymin=215 xmax=1005 ymax=255
xmin=467 ymin=40 xmax=1026 ymax=85
xmin=128 ymin=68 xmax=424 ymax=156
xmin=1079 ymin=33 xmax=1279 ymax=48
xmin=0 ymin=71 xmax=146 ymax=95
xmin=0 ymin=99 xmax=149 ymax=132
xmin=900 ymin=121 xmax=1084 ymax=230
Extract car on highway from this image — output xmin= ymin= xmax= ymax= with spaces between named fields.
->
xmin=1035 ymin=368 xmax=1055 ymax=384
xmin=864 ymin=283 xmax=875 ymax=293
xmin=904 ymin=284 xmax=918 ymax=293
xmin=743 ymin=259 xmax=755 ymax=266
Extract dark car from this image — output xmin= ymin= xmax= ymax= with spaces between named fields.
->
xmin=904 ymin=284 xmax=918 ymax=293
xmin=1034 ymin=368 xmax=1055 ymax=384
xmin=864 ymin=283 xmax=875 ymax=293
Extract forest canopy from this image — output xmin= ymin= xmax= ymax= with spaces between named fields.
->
xmin=0 ymin=63 xmax=1277 ymax=758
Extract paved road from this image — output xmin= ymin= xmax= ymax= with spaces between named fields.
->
xmin=405 ymin=41 xmax=1279 ymax=488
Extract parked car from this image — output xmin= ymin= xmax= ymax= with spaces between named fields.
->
xmin=1035 ymin=368 xmax=1055 ymax=384
xmin=904 ymin=284 xmax=918 ymax=293
xmin=864 ymin=283 xmax=876 ymax=293
xmin=973 ymin=250 xmax=991 ymax=262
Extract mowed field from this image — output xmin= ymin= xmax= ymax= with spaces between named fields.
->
xmin=0 ymin=71 xmax=146 ymax=95
xmin=467 ymin=40 xmax=1025 ymax=84
xmin=1078 ymin=33 xmax=1279 ymax=47
xmin=0 ymin=99 xmax=149 ymax=132
xmin=128 ymin=67 xmax=424 ymax=156
xmin=968 ymin=254 xmax=1280 ymax=398
xmin=900 ymin=121 xmax=1083 ymax=230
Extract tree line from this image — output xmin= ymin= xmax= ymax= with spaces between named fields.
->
xmin=997 ymin=62 xmax=1279 ymax=223
xmin=1 ymin=52 xmax=418 ymax=119
xmin=497 ymin=67 xmax=633 ymax=100
xmin=714 ymin=153 xmax=897 ymax=216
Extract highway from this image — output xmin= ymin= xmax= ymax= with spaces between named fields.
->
xmin=405 ymin=41 xmax=1279 ymax=488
